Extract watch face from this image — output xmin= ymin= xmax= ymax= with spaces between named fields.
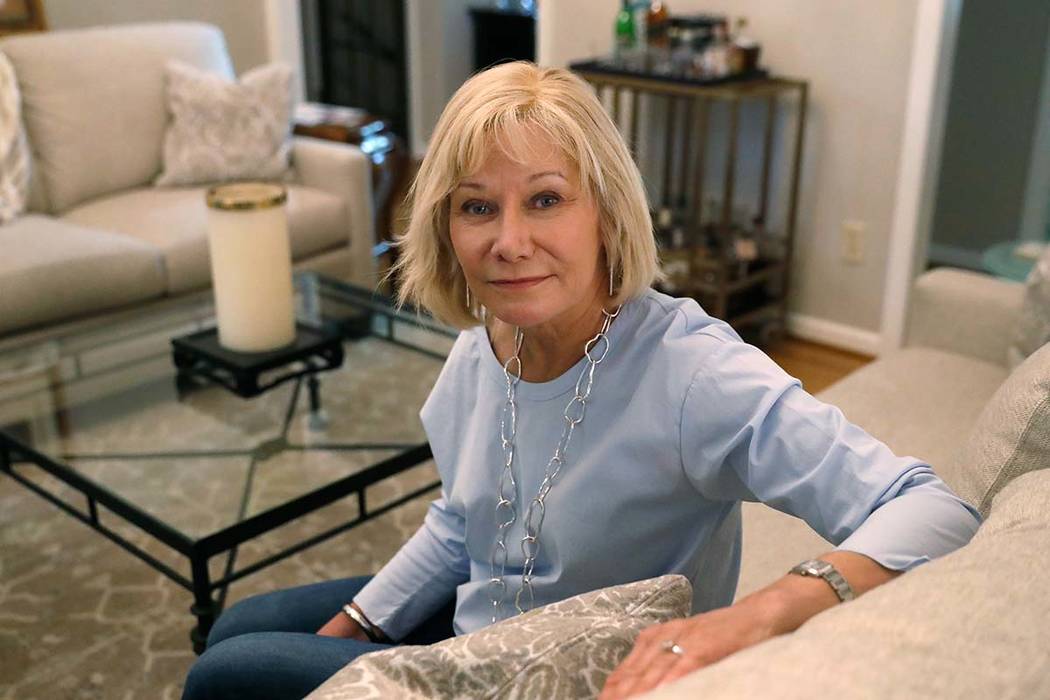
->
xmin=800 ymin=559 xmax=831 ymax=576
xmin=810 ymin=560 xmax=833 ymax=576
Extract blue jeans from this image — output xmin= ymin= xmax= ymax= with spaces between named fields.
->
xmin=181 ymin=576 xmax=455 ymax=700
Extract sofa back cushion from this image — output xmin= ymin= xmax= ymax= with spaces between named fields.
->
xmin=642 ymin=469 xmax=1050 ymax=700
xmin=0 ymin=22 xmax=234 ymax=213
xmin=307 ymin=575 xmax=692 ymax=700
xmin=955 ymin=341 xmax=1050 ymax=517
xmin=1008 ymin=245 xmax=1050 ymax=368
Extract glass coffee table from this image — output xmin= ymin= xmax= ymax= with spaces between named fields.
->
xmin=0 ymin=273 xmax=455 ymax=652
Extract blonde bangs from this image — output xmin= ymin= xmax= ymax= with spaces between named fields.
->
xmin=390 ymin=62 xmax=661 ymax=330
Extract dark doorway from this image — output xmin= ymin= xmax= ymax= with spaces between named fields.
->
xmin=301 ymin=0 xmax=410 ymax=142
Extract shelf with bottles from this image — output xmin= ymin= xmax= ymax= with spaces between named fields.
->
xmin=573 ymin=51 xmax=807 ymax=345
xmin=654 ymin=208 xmax=786 ymax=292
xmin=605 ymin=3 xmax=763 ymax=85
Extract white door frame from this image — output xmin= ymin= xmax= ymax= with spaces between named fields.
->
xmin=879 ymin=0 xmax=963 ymax=353
xmin=1019 ymin=16 xmax=1050 ymax=243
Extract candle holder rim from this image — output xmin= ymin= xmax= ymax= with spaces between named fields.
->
xmin=206 ymin=182 xmax=288 ymax=211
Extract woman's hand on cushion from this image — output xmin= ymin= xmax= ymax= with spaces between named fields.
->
xmin=599 ymin=596 xmax=779 ymax=699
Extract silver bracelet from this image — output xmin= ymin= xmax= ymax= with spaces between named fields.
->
xmin=342 ymin=603 xmax=381 ymax=642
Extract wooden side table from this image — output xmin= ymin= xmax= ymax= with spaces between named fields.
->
xmin=293 ymin=103 xmax=410 ymax=282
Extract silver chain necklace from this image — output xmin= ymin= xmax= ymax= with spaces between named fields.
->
xmin=487 ymin=305 xmax=621 ymax=623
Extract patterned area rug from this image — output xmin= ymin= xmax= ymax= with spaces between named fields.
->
xmin=0 ymin=461 xmax=435 ymax=699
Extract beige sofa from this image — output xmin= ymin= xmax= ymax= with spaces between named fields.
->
xmin=307 ymin=267 xmax=1049 ymax=699
xmin=0 ymin=23 xmax=376 ymax=341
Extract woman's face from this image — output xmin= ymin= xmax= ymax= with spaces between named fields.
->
xmin=448 ymin=138 xmax=605 ymax=330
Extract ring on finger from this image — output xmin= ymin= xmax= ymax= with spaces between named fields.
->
xmin=659 ymin=639 xmax=686 ymax=656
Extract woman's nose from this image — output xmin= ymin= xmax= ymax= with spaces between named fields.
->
xmin=490 ymin=208 xmax=534 ymax=261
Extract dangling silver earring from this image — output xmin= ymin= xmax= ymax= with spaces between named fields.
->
xmin=608 ymin=263 xmax=615 ymax=297
xmin=465 ymin=284 xmax=472 ymax=310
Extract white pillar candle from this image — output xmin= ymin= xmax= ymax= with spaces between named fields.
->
xmin=205 ymin=183 xmax=296 ymax=353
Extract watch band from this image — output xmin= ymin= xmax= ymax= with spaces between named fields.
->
xmin=342 ymin=603 xmax=381 ymax=642
xmin=789 ymin=559 xmax=856 ymax=602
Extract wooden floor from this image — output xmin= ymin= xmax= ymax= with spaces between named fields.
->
xmin=764 ymin=336 xmax=872 ymax=394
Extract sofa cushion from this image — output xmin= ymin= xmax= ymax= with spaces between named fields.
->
xmin=956 ymin=341 xmax=1050 ymax=517
xmin=1007 ymin=245 xmax=1050 ymax=368
xmin=63 ymin=185 xmax=348 ymax=294
xmin=643 ymin=469 xmax=1050 ymax=700
xmin=816 ymin=347 xmax=1007 ymax=499
xmin=0 ymin=215 xmax=165 ymax=335
xmin=0 ymin=23 xmax=234 ymax=213
xmin=307 ymin=575 xmax=692 ymax=700
xmin=0 ymin=51 xmax=30 ymax=224
xmin=155 ymin=60 xmax=292 ymax=187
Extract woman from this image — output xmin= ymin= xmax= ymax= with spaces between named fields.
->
xmin=183 ymin=62 xmax=980 ymax=700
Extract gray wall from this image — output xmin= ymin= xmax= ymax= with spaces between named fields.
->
xmin=929 ymin=0 xmax=1050 ymax=265
xmin=44 ymin=0 xmax=270 ymax=75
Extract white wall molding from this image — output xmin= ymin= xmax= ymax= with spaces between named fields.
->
xmin=263 ymin=0 xmax=305 ymax=102
xmin=880 ymin=0 xmax=963 ymax=354
xmin=786 ymin=314 xmax=882 ymax=357
xmin=405 ymin=0 xmax=430 ymax=159
xmin=1019 ymin=13 xmax=1050 ymax=243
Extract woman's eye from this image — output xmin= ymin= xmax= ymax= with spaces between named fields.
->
xmin=462 ymin=201 xmax=491 ymax=216
xmin=535 ymin=194 xmax=561 ymax=209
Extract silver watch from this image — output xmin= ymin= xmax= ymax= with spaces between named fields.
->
xmin=789 ymin=559 xmax=855 ymax=602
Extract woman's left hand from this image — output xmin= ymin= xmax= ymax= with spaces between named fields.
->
xmin=599 ymin=597 xmax=779 ymax=699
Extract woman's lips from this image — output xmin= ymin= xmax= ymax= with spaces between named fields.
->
xmin=491 ymin=275 xmax=550 ymax=290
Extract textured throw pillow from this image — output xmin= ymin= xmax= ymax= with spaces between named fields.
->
xmin=1007 ymin=245 xmax=1050 ymax=368
xmin=155 ymin=60 xmax=292 ymax=187
xmin=0 ymin=51 xmax=30 ymax=224
xmin=955 ymin=341 xmax=1050 ymax=517
xmin=307 ymin=575 xmax=693 ymax=700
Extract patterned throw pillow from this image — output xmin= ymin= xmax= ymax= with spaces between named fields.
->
xmin=307 ymin=575 xmax=693 ymax=700
xmin=1007 ymin=245 xmax=1050 ymax=368
xmin=155 ymin=60 xmax=292 ymax=187
xmin=0 ymin=50 xmax=30 ymax=224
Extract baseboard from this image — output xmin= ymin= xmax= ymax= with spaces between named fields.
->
xmin=786 ymin=313 xmax=881 ymax=357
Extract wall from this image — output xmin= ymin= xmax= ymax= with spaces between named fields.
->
xmin=45 ymin=0 xmax=304 ymax=98
xmin=539 ymin=0 xmax=920 ymax=344
xmin=929 ymin=0 xmax=1050 ymax=267
xmin=406 ymin=0 xmax=474 ymax=158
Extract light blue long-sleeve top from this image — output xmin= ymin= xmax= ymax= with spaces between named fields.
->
xmin=355 ymin=288 xmax=981 ymax=640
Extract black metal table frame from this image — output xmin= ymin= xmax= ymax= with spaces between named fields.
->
xmin=0 ymin=283 xmax=456 ymax=654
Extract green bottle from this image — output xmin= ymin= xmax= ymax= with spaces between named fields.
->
xmin=615 ymin=0 xmax=636 ymax=56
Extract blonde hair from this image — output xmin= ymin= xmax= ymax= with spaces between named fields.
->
xmin=390 ymin=61 xmax=661 ymax=329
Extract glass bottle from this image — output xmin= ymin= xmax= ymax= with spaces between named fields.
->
xmin=646 ymin=2 xmax=670 ymax=48
xmin=615 ymin=0 xmax=636 ymax=66
xmin=700 ymin=20 xmax=730 ymax=78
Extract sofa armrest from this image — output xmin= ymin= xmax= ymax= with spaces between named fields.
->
xmin=904 ymin=268 xmax=1024 ymax=366
xmin=290 ymin=136 xmax=376 ymax=288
